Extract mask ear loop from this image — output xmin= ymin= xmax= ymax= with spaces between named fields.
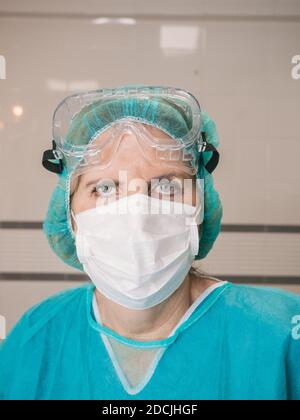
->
xmin=183 ymin=178 xmax=204 ymax=256
xmin=190 ymin=225 xmax=199 ymax=256
xmin=70 ymin=209 xmax=78 ymax=235
xmin=195 ymin=178 xmax=204 ymax=224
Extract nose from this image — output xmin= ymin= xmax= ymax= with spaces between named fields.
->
xmin=112 ymin=132 xmax=152 ymax=195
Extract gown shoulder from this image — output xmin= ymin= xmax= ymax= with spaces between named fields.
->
xmin=223 ymin=282 xmax=300 ymax=338
xmin=2 ymin=282 xmax=91 ymax=349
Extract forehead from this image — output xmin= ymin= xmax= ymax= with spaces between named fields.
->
xmin=82 ymin=123 xmax=187 ymax=173
xmin=78 ymin=163 xmax=193 ymax=186
xmin=71 ymin=119 xmax=196 ymax=184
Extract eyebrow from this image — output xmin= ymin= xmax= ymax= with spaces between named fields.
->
xmin=148 ymin=171 xmax=191 ymax=181
xmin=84 ymin=178 xmax=119 ymax=189
xmin=83 ymin=170 xmax=192 ymax=189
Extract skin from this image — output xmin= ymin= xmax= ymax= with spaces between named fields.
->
xmin=71 ymin=124 xmax=216 ymax=341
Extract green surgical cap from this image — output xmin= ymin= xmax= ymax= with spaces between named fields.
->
xmin=43 ymin=90 xmax=223 ymax=271
xmin=65 ymin=97 xmax=192 ymax=148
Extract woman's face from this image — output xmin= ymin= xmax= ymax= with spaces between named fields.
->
xmin=70 ymin=124 xmax=199 ymax=225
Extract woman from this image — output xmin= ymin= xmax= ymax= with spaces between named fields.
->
xmin=0 ymin=85 xmax=299 ymax=400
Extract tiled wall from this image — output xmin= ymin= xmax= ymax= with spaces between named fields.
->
xmin=0 ymin=0 xmax=300 ymax=332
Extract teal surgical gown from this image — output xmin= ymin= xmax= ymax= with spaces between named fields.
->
xmin=0 ymin=281 xmax=299 ymax=400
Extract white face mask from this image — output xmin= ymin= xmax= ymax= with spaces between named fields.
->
xmin=72 ymin=192 xmax=203 ymax=310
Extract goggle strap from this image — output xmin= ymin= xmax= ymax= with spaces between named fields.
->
xmin=42 ymin=140 xmax=64 ymax=174
xmin=199 ymin=131 xmax=220 ymax=174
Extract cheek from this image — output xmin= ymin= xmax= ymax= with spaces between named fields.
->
xmin=182 ymin=180 xmax=198 ymax=206
xmin=71 ymin=216 xmax=77 ymax=234
xmin=70 ymin=191 xmax=95 ymax=234
xmin=70 ymin=189 xmax=97 ymax=215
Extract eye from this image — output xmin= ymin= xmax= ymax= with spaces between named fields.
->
xmin=93 ymin=179 xmax=117 ymax=197
xmin=151 ymin=177 xmax=183 ymax=197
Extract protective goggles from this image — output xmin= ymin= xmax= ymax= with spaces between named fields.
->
xmin=42 ymin=85 xmax=219 ymax=176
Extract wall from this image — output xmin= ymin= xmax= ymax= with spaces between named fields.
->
xmin=0 ymin=0 xmax=300 ymax=332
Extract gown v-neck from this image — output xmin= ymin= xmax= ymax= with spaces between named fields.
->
xmin=92 ymin=277 xmax=227 ymax=395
